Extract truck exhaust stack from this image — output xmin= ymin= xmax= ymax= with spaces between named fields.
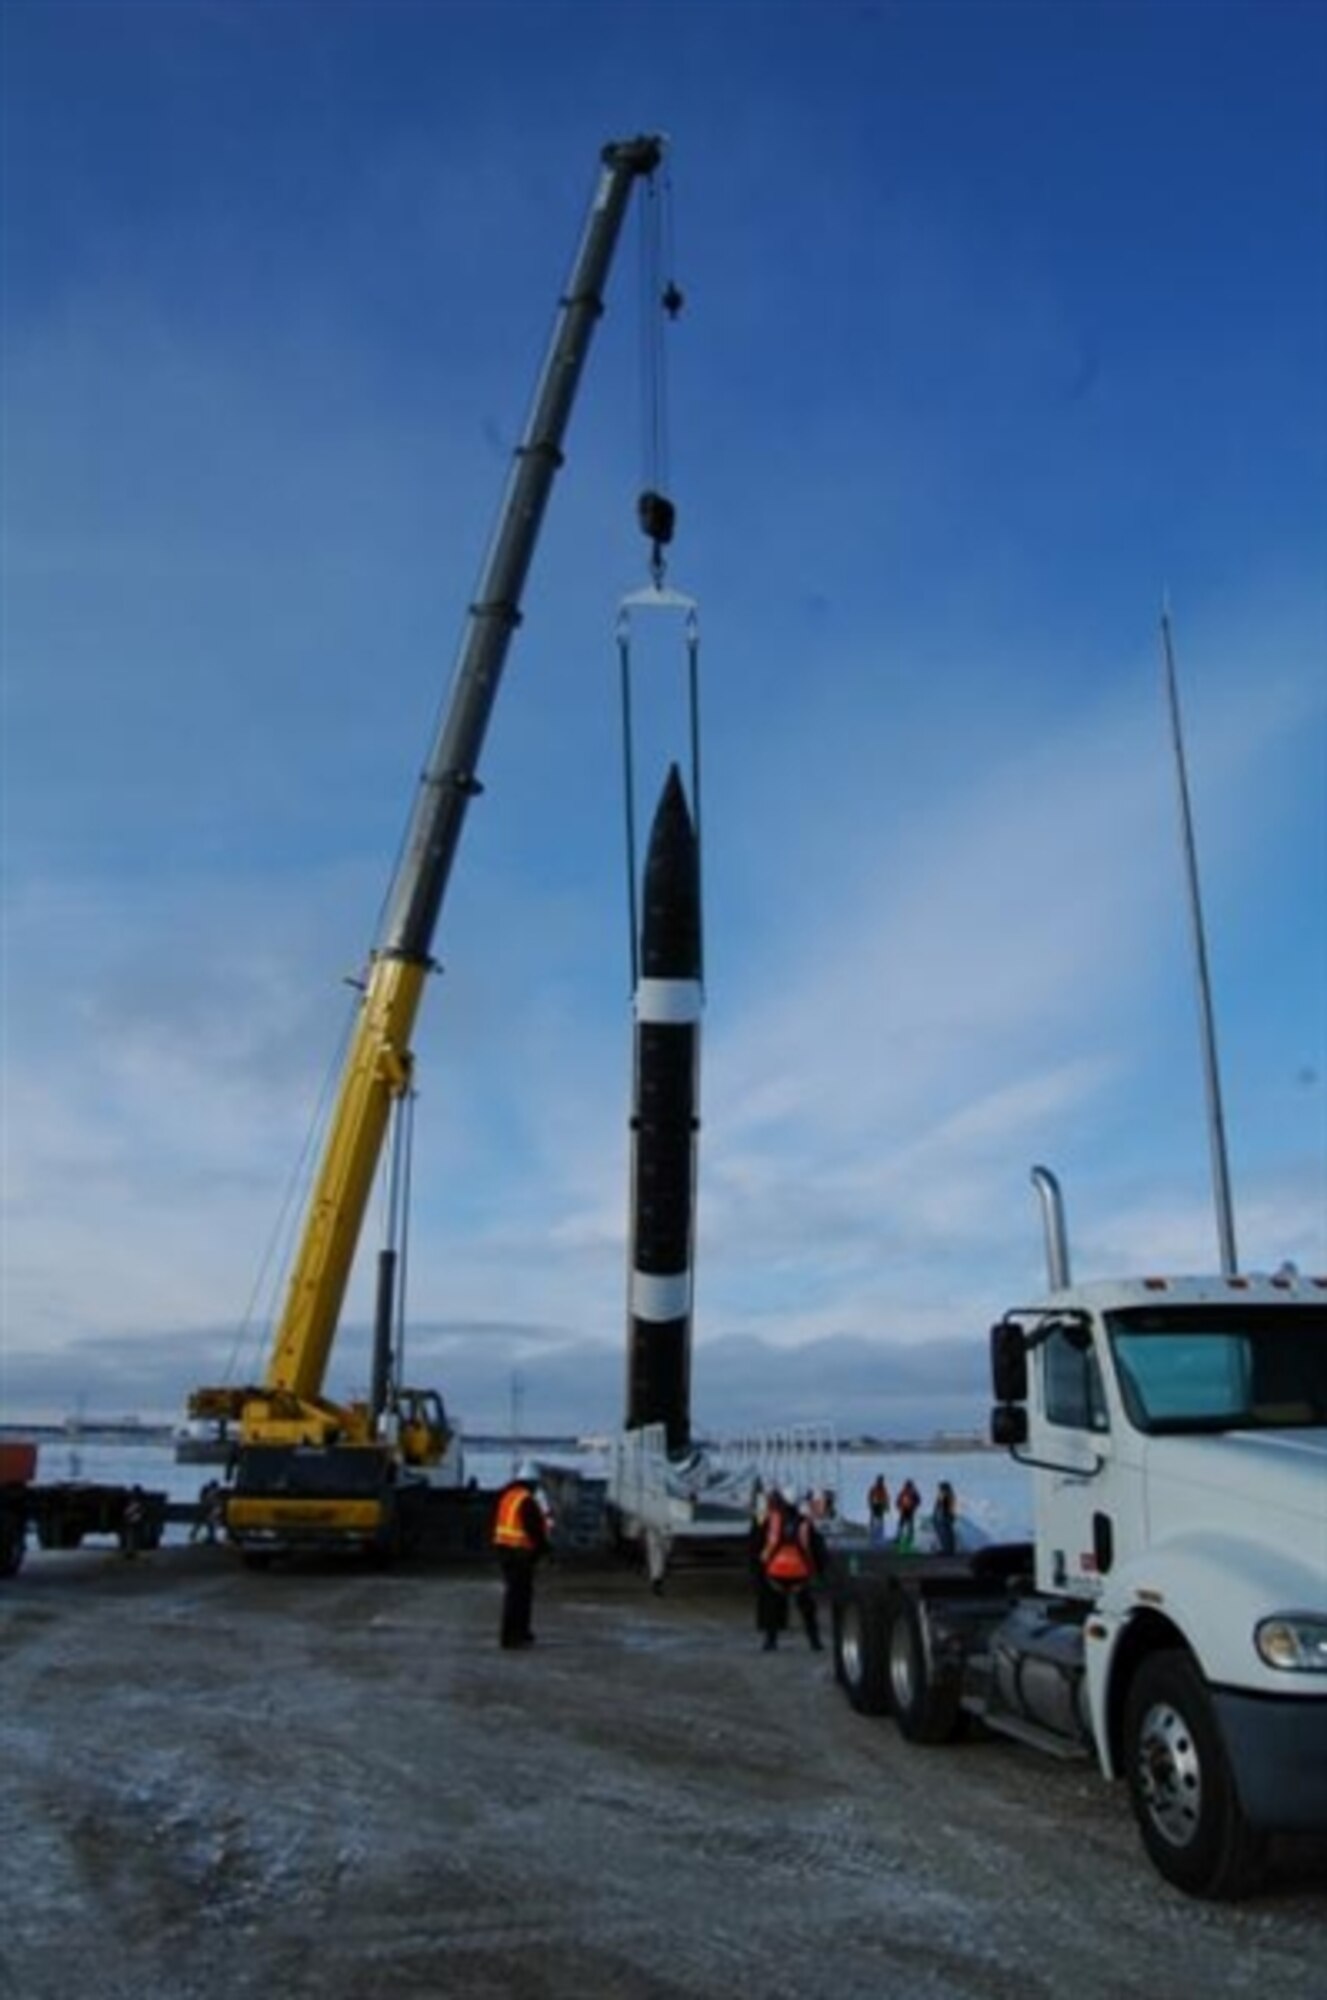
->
xmin=1030 ymin=1164 xmax=1071 ymax=1291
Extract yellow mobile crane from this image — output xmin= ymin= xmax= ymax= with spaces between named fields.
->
xmin=190 ymin=135 xmax=670 ymax=1562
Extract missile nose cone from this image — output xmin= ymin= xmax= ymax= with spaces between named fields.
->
xmin=641 ymin=763 xmax=700 ymax=979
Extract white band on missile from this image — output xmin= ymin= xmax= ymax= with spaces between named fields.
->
xmin=631 ymin=1269 xmax=692 ymax=1321
xmin=635 ymin=978 xmax=702 ymax=1026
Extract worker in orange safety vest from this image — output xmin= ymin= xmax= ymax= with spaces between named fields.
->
xmin=757 ymin=1490 xmax=824 ymax=1653
xmin=491 ymin=1463 xmax=550 ymax=1650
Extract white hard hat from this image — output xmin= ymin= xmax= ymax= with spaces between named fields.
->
xmin=516 ymin=1460 xmax=539 ymax=1483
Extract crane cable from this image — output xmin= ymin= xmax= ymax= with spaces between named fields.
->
xmin=636 ymin=156 xmax=683 ymax=589
xmin=380 ymin=1080 xmax=416 ymax=1397
xmin=221 ymin=996 xmax=361 ymax=1387
xmin=619 ymin=160 xmax=703 ymax=988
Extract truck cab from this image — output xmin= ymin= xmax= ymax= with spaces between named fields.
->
xmin=990 ymin=1267 xmax=1327 ymax=1892
xmin=828 ymin=1169 xmax=1327 ymax=1899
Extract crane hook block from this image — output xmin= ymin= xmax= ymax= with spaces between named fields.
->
xmin=638 ymin=490 xmax=676 ymax=547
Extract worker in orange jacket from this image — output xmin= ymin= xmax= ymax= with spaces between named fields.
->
xmin=491 ymin=1464 xmax=550 ymax=1650
xmin=757 ymin=1491 xmax=824 ymax=1652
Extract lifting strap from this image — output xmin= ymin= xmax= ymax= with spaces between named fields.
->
xmin=616 ymin=584 xmax=703 ymax=991
xmin=619 ymin=148 xmax=699 ymax=985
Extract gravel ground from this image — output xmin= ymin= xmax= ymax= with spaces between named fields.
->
xmin=1 ymin=1544 xmax=1324 ymax=1999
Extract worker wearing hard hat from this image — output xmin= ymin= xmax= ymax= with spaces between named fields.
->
xmin=491 ymin=1463 xmax=551 ymax=1650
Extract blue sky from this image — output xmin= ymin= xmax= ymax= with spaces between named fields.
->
xmin=3 ymin=0 xmax=1324 ymax=1437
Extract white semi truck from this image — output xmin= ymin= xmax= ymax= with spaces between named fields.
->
xmin=828 ymin=1167 xmax=1327 ymax=1898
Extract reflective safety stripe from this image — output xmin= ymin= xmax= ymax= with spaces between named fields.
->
xmin=631 ymin=1269 xmax=691 ymax=1322
xmin=635 ymin=977 xmax=702 ymax=1025
xmin=492 ymin=1484 xmax=536 ymax=1551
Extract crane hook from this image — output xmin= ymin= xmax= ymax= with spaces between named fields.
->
xmin=637 ymin=488 xmax=676 ymax=590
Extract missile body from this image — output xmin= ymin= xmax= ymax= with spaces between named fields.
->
xmin=625 ymin=762 xmax=702 ymax=1454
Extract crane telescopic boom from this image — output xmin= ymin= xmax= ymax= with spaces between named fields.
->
xmin=191 ymin=137 xmax=666 ymax=1484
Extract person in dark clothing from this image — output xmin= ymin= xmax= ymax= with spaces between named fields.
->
xmin=491 ymin=1465 xmax=550 ymax=1649
xmin=931 ymin=1479 xmax=958 ymax=1555
xmin=894 ymin=1477 xmax=921 ymax=1551
xmin=866 ymin=1473 xmax=890 ymax=1546
xmin=749 ymin=1489 xmax=785 ymax=1640
xmin=191 ymin=1480 xmax=222 ymax=1545
xmin=757 ymin=1492 xmax=824 ymax=1652
xmin=748 ymin=1486 xmax=785 ymax=1637
xmin=120 ymin=1486 xmax=147 ymax=1560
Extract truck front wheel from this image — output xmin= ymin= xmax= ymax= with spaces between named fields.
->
xmin=1123 ymin=1650 xmax=1266 ymax=1899
xmin=888 ymin=1595 xmax=962 ymax=1744
xmin=833 ymin=1594 xmax=890 ymax=1714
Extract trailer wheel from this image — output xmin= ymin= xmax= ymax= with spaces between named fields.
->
xmin=834 ymin=1593 xmax=890 ymax=1713
xmin=1123 ymin=1650 xmax=1266 ymax=1899
xmin=887 ymin=1594 xmax=962 ymax=1744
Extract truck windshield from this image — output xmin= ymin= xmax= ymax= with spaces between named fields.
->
xmin=1105 ymin=1305 xmax=1327 ymax=1434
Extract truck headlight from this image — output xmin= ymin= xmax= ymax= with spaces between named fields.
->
xmin=1255 ymin=1615 xmax=1327 ymax=1672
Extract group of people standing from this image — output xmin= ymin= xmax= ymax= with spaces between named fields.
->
xmin=867 ymin=1472 xmax=957 ymax=1554
xmin=489 ymin=1465 xmax=835 ymax=1656
xmin=488 ymin=1461 xmax=962 ymax=1654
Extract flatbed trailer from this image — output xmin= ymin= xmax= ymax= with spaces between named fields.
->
xmin=0 ymin=1445 xmax=168 ymax=1577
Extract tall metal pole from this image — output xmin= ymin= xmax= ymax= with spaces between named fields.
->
xmin=1160 ymin=604 xmax=1238 ymax=1275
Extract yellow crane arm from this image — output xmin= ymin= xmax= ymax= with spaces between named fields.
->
xmin=264 ymin=953 xmax=424 ymax=1403
xmin=189 ymin=137 xmax=666 ymax=1441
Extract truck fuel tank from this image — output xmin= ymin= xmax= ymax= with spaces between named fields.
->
xmin=989 ymin=1599 xmax=1094 ymax=1749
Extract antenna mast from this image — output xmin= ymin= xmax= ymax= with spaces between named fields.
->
xmin=1160 ymin=603 xmax=1238 ymax=1276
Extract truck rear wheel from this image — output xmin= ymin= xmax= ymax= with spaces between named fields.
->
xmin=888 ymin=1594 xmax=962 ymax=1744
xmin=1123 ymin=1650 xmax=1266 ymax=1899
xmin=833 ymin=1594 xmax=890 ymax=1714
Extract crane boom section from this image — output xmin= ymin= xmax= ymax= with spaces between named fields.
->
xmin=193 ymin=137 xmax=664 ymax=1438
xmin=264 ymin=953 xmax=425 ymax=1403
xmin=381 ymin=134 xmax=663 ymax=963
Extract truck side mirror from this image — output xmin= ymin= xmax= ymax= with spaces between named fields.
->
xmin=991 ymin=1402 xmax=1029 ymax=1448
xmin=990 ymin=1320 xmax=1029 ymax=1404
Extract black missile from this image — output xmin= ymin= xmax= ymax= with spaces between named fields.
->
xmin=625 ymin=762 xmax=702 ymax=1454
